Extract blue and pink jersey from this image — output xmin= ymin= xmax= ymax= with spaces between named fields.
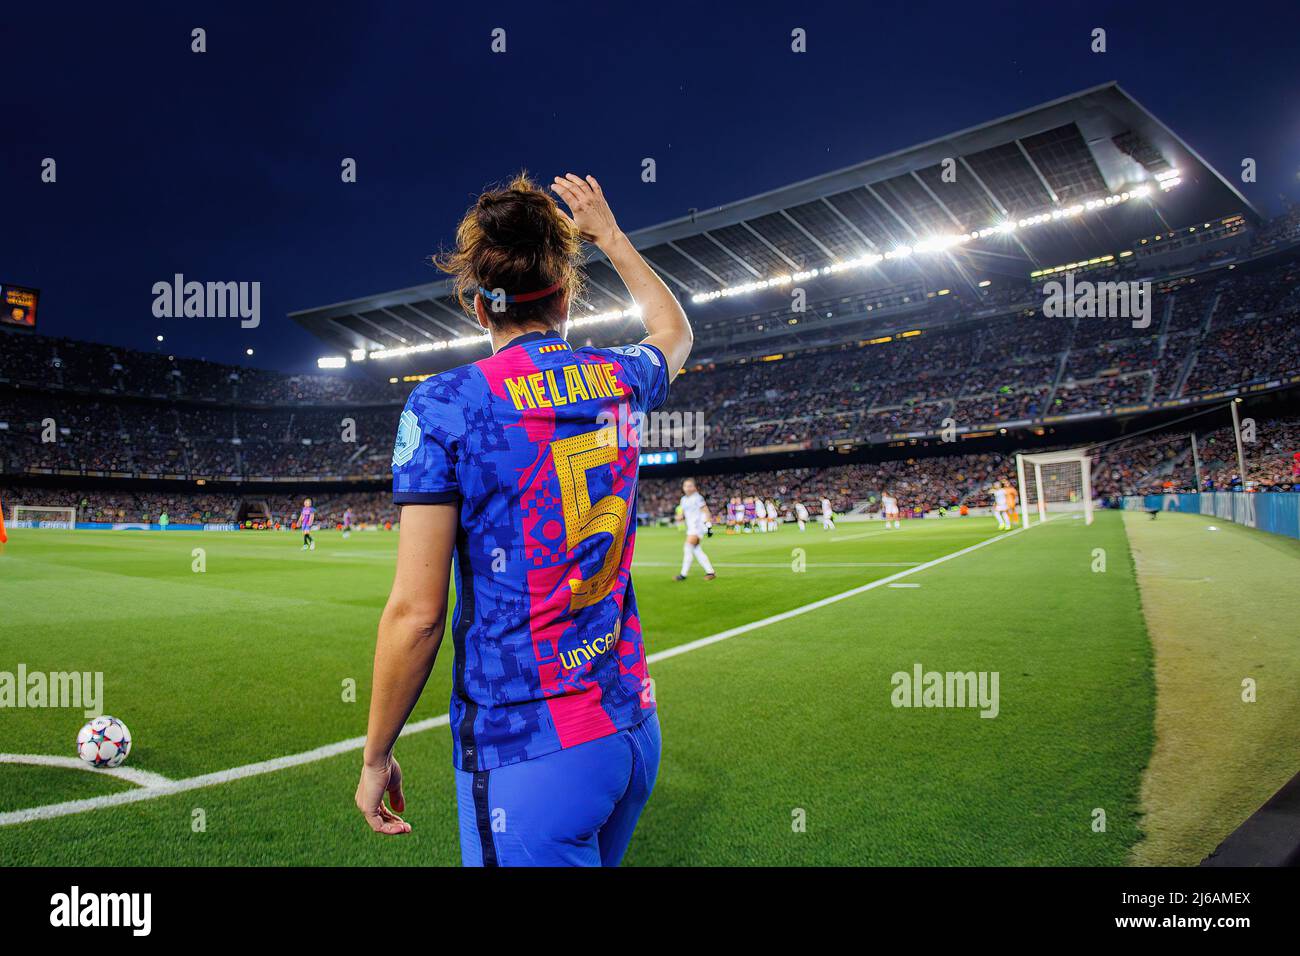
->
xmin=342 ymin=509 xmax=353 ymax=528
xmin=299 ymin=506 xmax=315 ymax=530
xmin=392 ymin=330 xmax=668 ymax=772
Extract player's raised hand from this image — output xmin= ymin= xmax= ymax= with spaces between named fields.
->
xmin=551 ymin=174 xmax=621 ymax=250
xmin=355 ymin=755 xmax=411 ymax=835
xmin=553 ymin=171 xmax=693 ymax=380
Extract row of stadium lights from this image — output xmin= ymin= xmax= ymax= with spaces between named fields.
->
xmin=318 ymin=304 xmax=646 ymax=368
xmin=320 ymin=292 xmax=780 ymax=366
xmin=316 ymin=173 xmax=1178 ymax=369
xmin=689 ymin=178 xmax=1174 ymax=305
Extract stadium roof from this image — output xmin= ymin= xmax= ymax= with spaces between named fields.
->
xmin=291 ymin=82 xmax=1261 ymax=371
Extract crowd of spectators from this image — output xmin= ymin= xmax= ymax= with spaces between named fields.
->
xmin=641 ymin=413 xmax=1299 ymax=518
xmin=0 ymin=335 xmax=405 ymax=405
xmin=0 ymin=399 xmax=398 ymax=478
xmin=1 ymin=227 xmax=1297 ymax=486
xmin=1252 ymin=203 xmax=1300 ymax=249
xmin=647 ymin=256 xmax=1300 ymax=454
xmin=640 ymin=451 xmax=1025 ymax=519
xmin=5 ymin=413 xmax=1294 ymax=530
xmin=0 ymin=487 xmax=400 ymax=527
xmin=1189 ymin=417 xmax=1300 ymax=491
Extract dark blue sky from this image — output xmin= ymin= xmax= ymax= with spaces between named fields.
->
xmin=3 ymin=1 xmax=1297 ymax=373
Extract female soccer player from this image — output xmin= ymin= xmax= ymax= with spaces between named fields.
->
xmin=675 ymin=478 xmax=715 ymax=581
xmin=299 ymin=498 xmax=315 ymax=550
xmin=355 ymin=172 xmax=693 ymax=866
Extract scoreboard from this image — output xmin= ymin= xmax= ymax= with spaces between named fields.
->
xmin=1 ymin=283 xmax=38 ymax=328
xmin=639 ymin=451 xmax=679 ymax=466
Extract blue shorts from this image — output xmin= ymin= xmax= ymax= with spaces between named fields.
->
xmin=455 ymin=712 xmax=661 ymax=867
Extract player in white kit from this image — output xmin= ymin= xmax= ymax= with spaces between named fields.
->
xmin=992 ymin=482 xmax=1010 ymax=530
xmin=882 ymin=490 xmax=901 ymax=529
xmin=754 ymin=497 xmax=769 ymax=533
xmin=764 ymin=499 xmax=779 ymax=532
xmin=794 ymin=501 xmax=810 ymax=531
xmin=820 ymin=497 xmax=835 ymax=531
xmin=675 ymin=479 xmax=716 ymax=581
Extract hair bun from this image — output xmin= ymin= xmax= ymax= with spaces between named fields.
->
xmin=435 ymin=172 xmax=581 ymax=328
xmin=477 ymin=191 xmax=546 ymax=250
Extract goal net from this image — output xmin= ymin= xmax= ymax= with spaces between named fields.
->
xmin=12 ymin=505 xmax=77 ymax=529
xmin=1015 ymin=449 xmax=1093 ymax=526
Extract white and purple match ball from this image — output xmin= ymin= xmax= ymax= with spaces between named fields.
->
xmin=76 ymin=716 xmax=132 ymax=769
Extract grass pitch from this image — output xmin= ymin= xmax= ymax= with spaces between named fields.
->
xmin=1124 ymin=510 xmax=1300 ymax=866
xmin=1 ymin=513 xmax=1156 ymax=865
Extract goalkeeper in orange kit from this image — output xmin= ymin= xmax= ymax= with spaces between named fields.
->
xmin=1005 ymin=483 xmax=1019 ymax=526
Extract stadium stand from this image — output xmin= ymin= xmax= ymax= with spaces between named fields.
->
xmin=3 ymin=239 xmax=1297 ymax=489
xmin=5 ymin=409 xmax=1296 ymax=529
xmin=2 ymin=85 xmax=1298 ymax=531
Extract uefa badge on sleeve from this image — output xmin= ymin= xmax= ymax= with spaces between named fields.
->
xmin=393 ymin=409 xmax=421 ymax=467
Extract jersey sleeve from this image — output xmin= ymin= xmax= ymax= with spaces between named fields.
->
xmin=604 ymin=342 xmax=671 ymax=412
xmin=391 ymin=376 xmax=467 ymax=505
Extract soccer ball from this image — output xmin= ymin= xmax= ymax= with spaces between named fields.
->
xmin=76 ymin=716 xmax=132 ymax=768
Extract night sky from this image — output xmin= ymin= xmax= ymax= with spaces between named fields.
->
xmin=2 ymin=1 xmax=1297 ymax=374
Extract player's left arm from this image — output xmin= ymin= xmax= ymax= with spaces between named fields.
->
xmin=355 ymin=503 xmax=457 ymax=835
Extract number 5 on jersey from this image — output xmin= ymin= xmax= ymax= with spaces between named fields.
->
xmin=551 ymin=426 xmax=628 ymax=611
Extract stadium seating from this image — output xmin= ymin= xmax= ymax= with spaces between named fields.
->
xmin=2 ymin=217 xmax=1298 ymax=521
xmin=6 ymin=412 xmax=1294 ymax=528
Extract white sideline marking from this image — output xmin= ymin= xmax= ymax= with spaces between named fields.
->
xmin=0 ymin=525 xmax=1030 ymax=827
xmin=825 ymin=529 xmax=892 ymax=543
xmin=0 ymin=716 xmax=447 ymax=827
xmin=887 ymin=583 xmax=921 ymax=589
xmin=648 ymin=525 xmax=1026 ymax=663
xmin=0 ymin=754 xmax=174 ymax=789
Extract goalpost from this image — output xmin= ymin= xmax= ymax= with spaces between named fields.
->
xmin=12 ymin=505 xmax=77 ymax=529
xmin=1015 ymin=449 xmax=1093 ymax=527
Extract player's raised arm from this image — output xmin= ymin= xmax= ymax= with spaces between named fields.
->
xmin=355 ymin=502 xmax=457 ymax=835
xmin=551 ymin=173 xmax=693 ymax=380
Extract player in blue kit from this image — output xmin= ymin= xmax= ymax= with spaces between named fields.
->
xmin=355 ymin=172 xmax=694 ymax=866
